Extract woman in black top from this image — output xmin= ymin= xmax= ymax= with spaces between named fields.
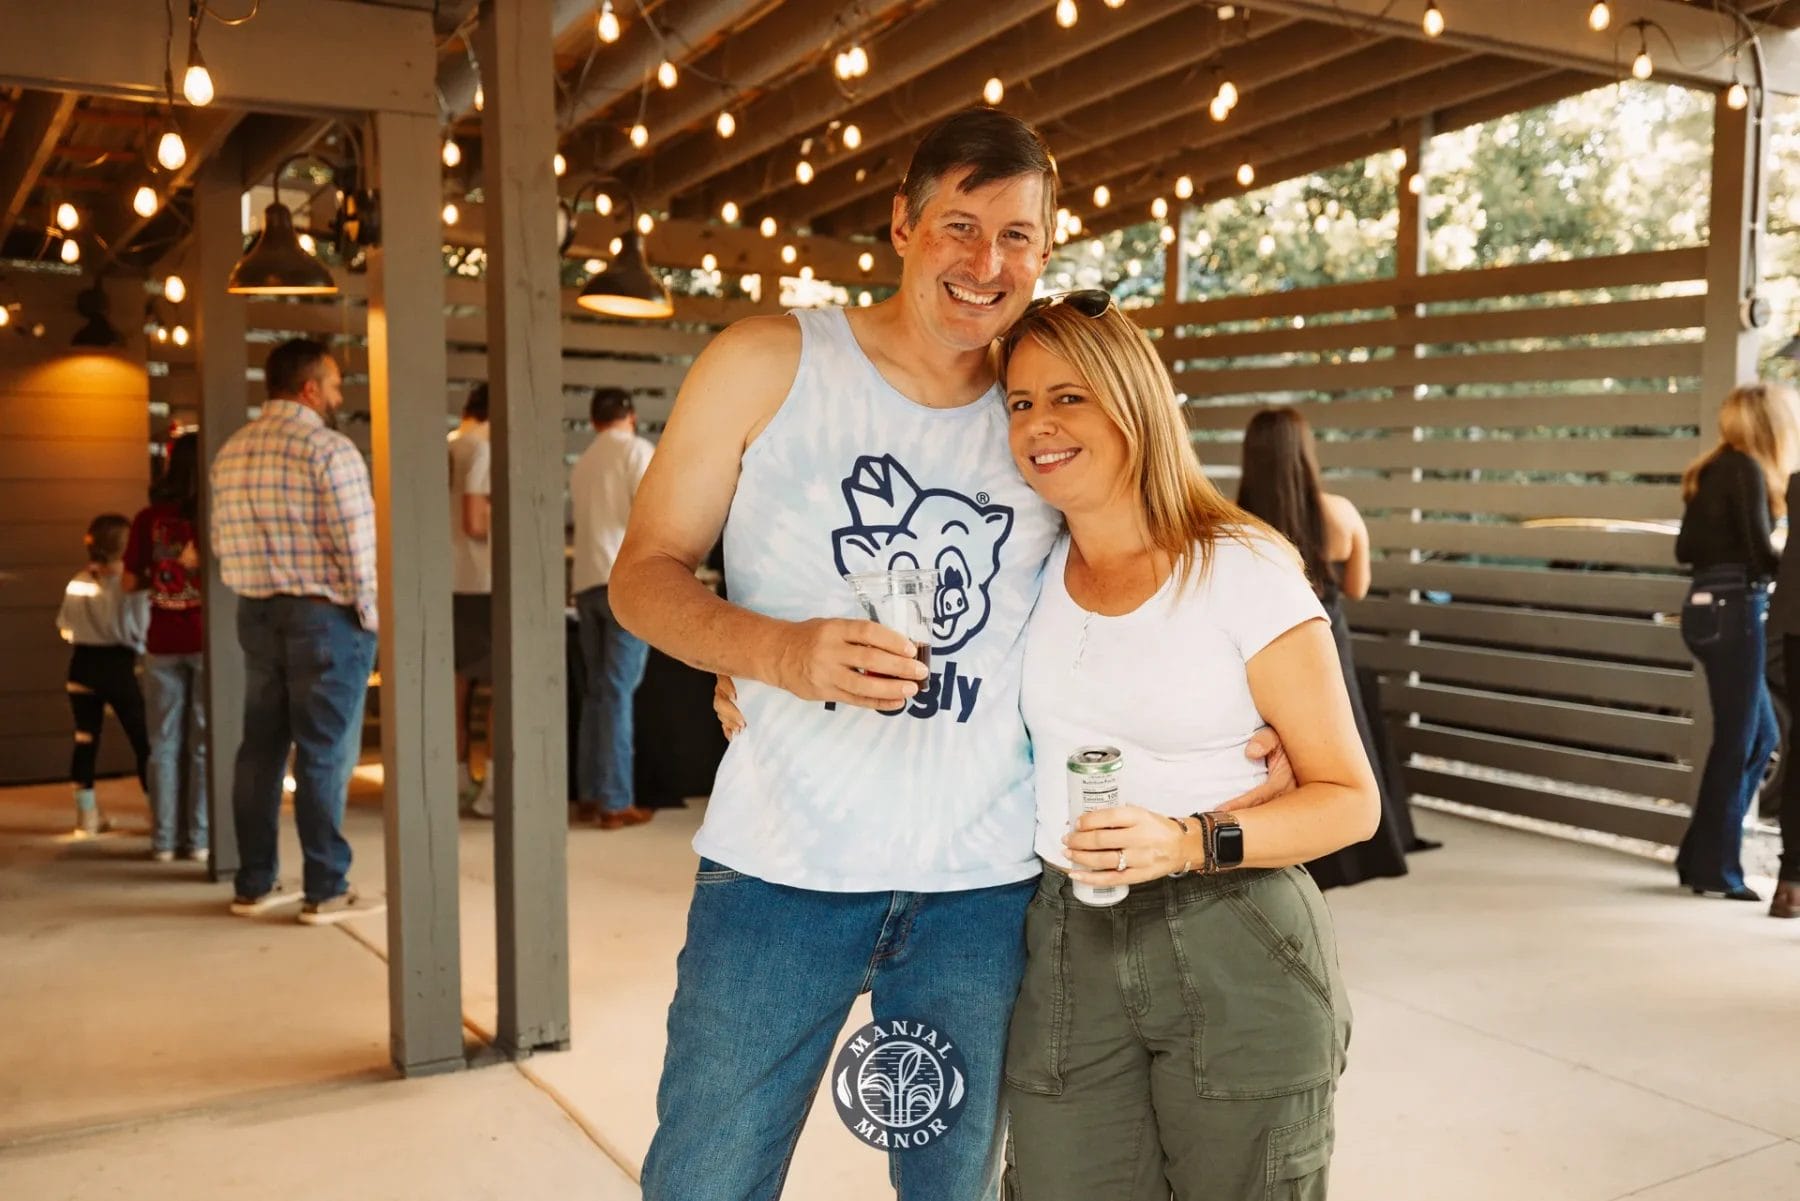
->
xmin=1674 ymin=383 xmax=1799 ymax=901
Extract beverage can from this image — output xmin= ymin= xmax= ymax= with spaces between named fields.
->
xmin=1066 ymin=746 xmax=1126 ymax=907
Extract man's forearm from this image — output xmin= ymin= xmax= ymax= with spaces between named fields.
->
xmin=612 ymin=554 xmax=784 ymax=682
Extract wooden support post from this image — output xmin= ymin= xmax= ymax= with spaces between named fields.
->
xmin=1390 ymin=119 xmax=1433 ymax=749
xmin=476 ymin=0 xmax=572 ymax=1057
xmin=193 ymin=146 xmax=247 ymax=882
xmin=368 ymin=108 xmax=466 ymax=1077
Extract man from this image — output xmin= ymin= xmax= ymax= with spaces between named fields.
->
xmin=613 ymin=109 xmax=1287 ymax=1199
xmin=448 ymin=384 xmax=494 ymax=818
xmin=210 ymin=338 xmax=383 ymax=926
xmin=570 ymin=387 xmax=655 ymax=830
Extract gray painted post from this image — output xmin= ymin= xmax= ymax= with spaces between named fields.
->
xmin=368 ymin=108 xmax=467 ymax=1076
xmin=476 ymin=0 xmax=572 ymax=1057
xmin=193 ymin=146 xmax=247 ymax=882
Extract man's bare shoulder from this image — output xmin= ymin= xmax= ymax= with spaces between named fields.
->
xmin=702 ymin=313 xmax=802 ymax=373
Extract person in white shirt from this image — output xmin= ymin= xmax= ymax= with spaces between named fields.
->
xmin=447 ymin=385 xmax=494 ymax=817
xmin=570 ymin=387 xmax=655 ymax=829
xmin=997 ymin=291 xmax=1378 ymax=1200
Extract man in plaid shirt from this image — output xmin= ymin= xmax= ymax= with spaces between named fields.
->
xmin=210 ymin=338 xmax=383 ymax=926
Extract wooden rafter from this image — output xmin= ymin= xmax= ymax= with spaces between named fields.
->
xmin=0 ymin=90 xmax=79 ymax=241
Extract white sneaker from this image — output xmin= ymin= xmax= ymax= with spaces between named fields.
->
xmin=183 ymin=847 xmax=210 ymax=864
xmin=470 ymin=774 xmax=495 ymax=819
xmin=151 ymin=849 xmax=175 ymax=863
xmin=298 ymin=889 xmax=386 ymax=926
xmin=229 ymin=886 xmax=302 ymax=917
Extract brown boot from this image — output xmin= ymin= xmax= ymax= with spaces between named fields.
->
xmin=1770 ymin=881 xmax=1800 ymax=920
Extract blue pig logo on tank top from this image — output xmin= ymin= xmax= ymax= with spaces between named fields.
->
xmin=831 ymin=454 xmax=1014 ymax=657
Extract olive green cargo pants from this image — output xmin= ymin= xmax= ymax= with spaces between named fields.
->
xmin=1003 ymin=865 xmax=1351 ymax=1200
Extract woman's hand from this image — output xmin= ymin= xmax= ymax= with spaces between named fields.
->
xmin=714 ymin=674 xmax=745 ymax=741
xmin=1215 ymin=725 xmax=1294 ymax=813
xmin=1064 ymin=805 xmax=1191 ymax=886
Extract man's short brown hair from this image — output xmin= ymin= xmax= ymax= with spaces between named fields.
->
xmin=264 ymin=337 xmax=335 ymax=401
xmin=896 ymin=108 xmax=1058 ymax=243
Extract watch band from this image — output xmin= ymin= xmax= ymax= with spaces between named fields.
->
xmin=1209 ymin=811 xmax=1244 ymax=871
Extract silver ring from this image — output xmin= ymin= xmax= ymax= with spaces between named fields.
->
xmin=1116 ymin=850 xmax=1128 ymax=872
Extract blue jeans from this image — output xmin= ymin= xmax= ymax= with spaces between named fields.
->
xmin=144 ymin=652 xmax=207 ymax=853
xmin=575 ymin=585 xmax=648 ymax=812
xmin=641 ymin=861 xmax=1036 ymax=1201
xmin=1679 ymin=569 xmax=1778 ymax=893
xmin=232 ymin=597 xmax=377 ymax=904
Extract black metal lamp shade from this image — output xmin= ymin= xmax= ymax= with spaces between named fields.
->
xmin=227 ymin=202 xmax=337 ymax=295
xmin=577 ymin=228 xmax=673 ymax=319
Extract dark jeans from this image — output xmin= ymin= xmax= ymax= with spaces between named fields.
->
xmin=1782 ymin=634 xmax=1800 ymax=883
xmin=66 ymin=645 xmax=149 ymax=790
xmin=1679 ymin=569 xmax=1777 ymax=893
xmin=232 ymin=597 xmax=377 ymax=904
xmin=575 ymin=584 xmax=649 ymax=812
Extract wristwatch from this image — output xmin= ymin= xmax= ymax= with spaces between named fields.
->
xmin=1206 ymin=811 xmax=1245 ymax=873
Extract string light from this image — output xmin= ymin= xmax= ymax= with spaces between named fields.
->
xmin=1104 ymin=0 xmax=1125 ymax=7
xmin=164 ymin=274 xmax=187 ymax=304
xmin=760 ymin=217 xmax=777 ymax=237
xmin=637 ymin=212 xmax=655 ymax=235
xmin=721 ymin=200 xmax=740 ymax=223
xmin=657 ymin=60 xmax=678 ymax=89
xmin=1056 ymin=0 xmax=1078 ymax=29
xmin=702 ymin=253 xmax=718 ymax=272
xmin=153 ymin=324 xmax=167 ymax=342
xmin=1175 ymin=175 xmax=1194 ymax=199
xmin=609 ymin=236 xmax=623 ymax=255
xmin=553 ymin=153 xmax=567 ymax=177
xmin=172 ymin=324 xmax=190 ymax=347
xmin=1209 ymin=94 xmax=1231 ymax=122
xmin=984 ymin=77 xmax=1005 ymax=105
xmin=60 ymin=238 xmax=80 ymax=264
xmin=858 ymin=251 xmax=874 ymax=272
xmin=781 ymin=244 xmax=798 ymax=264
xmin=1631 ymin=31 xmax=1653 ymax=80
xmin=858 ymin=291 xmax=872 ymax=307
xmin=182 ymin=25 xmax=214 ymax=107
xmin=55 ymin=203 xmax=78 ymax=231
xmin=630 ymin=122 xmax=649 ymax=149
xmin=443 ymin=202 xmax=459 ymax=225
xmin=799 ymin=265 xmax=815 ymax=281
xmin=1066 ymin=214 xmax=1083 ymax=235
xmin=796 ymin=160 xmax=814 ymax=185
xmin=473 ymin=85 xmax=484 ymax=112
xmin=1151 ymin=197 xmax=1168 ymax=220
xmin=842 ymin=124 xmax=862 ymax=151
xmin=443 ymin=139 xmax=461 ymax=167
xmin=1727 ymin=80 xmax=1749 ymax=110
xmin=717 ymin=110 xmax=736 ymax=138
xmin=1092 ymin=184 xmax=1110 ymax=207
xmin=1421 ymin=2 xmax=1444 ymax=38
xmin=595 ymin=192 xmax=613 ymax=216
xmin=1587 ymin=2 xmax=1610 ymax=32
xmin=1217 ymin=79 xmax=1238 ymax=109
xmin=1160 ymin=224 xmax=1176 ymax=245
xmin=834 ymin=45 xmax=869 ymax=80
xmin=584 ymin=258 xmax=605 ymax=273
xmin=133 ymin=186 xmax=159 ymax=218
xmin=597 ymin=0 xmax=621 ymax=43
xmin=157 ymin=129 xmax=188 ymax=171
xmin=1236 ymin=161 xmax=1255 ymax=187
xmin=299 ymin=233 xmax=317 ymax=254
xmin=1407 ymin=172 xmax=1424 ymax=195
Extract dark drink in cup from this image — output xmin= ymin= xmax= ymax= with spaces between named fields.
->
xmin=844 ymin=569 xmax=939 ymax=676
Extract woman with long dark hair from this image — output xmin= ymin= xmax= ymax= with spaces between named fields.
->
xmin=1237 ymin=406 xmax=1416 ymax=889
xmin=123 ymin=431 xmax=208 ymax=862
xmin=1675 ymin=383 xmax=1799 ymax=901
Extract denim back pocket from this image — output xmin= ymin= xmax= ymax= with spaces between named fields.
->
xmin=1680 ymin=588 xmax=1732 ymax=650
xmin=1003 ymin=895 xmax=1068 ymax=1096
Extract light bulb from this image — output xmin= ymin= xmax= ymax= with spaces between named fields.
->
xmin=155 ymin=325 xmax=168 ymax=343
xmin=182 ymin=49 xmax=214 ymax=107
xmin=799 ymin=265 xmax=815 ymax=281
xmin=164 ymin=274 xmax=187 ymax=304
xmin=657 ymin=60 xmax=678 ymax=89
xmin=1151 ymin=197 xmax=1168 ymax=220
xmin=1218 ymin=3 xmax=1236 ymax=14
xmin=443 ymin=202 xmax=459 ymax=225
xmin=1092 ymin=184 xmax=1110 ymax=207
xmin=847 ymin=46 xmax=868 ymax=77
xmin=1217 ymin=80 xmax=1238 ymax=108
xmin=1632 ymin=49 xmax=1653 ymax=80
xmin=1407 ymin=172 xmax=1424 ymax=195
xmin=1055 ymin=228 xmax=1069 ymax=245
xmin=701 ymin=253 xmax=718 ymax=272
xmin=442 ymin=139 xmax=461 ymax=167
xmin=637 ymin=212 xmax=655 ymax=235
xmin=858 ymin=251 xmax=874 ymax=272
xmin=609 ymin=236 xmax=622 ymax=255
xmin=1257 ymin=232 xmax=1275 ymax=256
xmin=1422 ymin=2 xmax=1444 ymax=38
xmin=721 ymin=200 xmax=740 ymax=223
xmin=842 ymin=124 xmax=862 ymax=151
xmin=157 ymin=130 xmax=187 ymax=171
xmin=1587 ymin=2 xmax=1610 ymax=32
xmin=1175 ymin=175 xmax=1194 ymax=199
xmin=1393 ymin=147 xmax=1408 ymax=169
xmin=858 ymin=292 xmax=872 ymax=307
xmin=760 ymin=216 xmax=777 ymax=237
xmin=983 ymin=77 xmax=1004 ymax=106
xmin=629 ymin=123 xmax=648 ymax=149
xmin=1236 ymin=162 xmax=1255 ymax=187
xmin=1104 ymin=0 xmax=1125 ymax=7
xmin=60 ymin=238 xmax=79 ymax=264
xmin=473 ymin=84 xmax=484 ymax=112
xmin=1727 ymin=81 xmax=1749 ymax=110
xmin=1056 ymin=0 xmax=1078 ymax=29
xmin=55 ymin=202 xmax=78 ymax=231
xmin=1066 ymin=214 xmax=1083 ymax=235
xmin=584 ymin=258 xmax=604 ymax=274
xmin=299 ymin=233 xmax=317 ymax=253
xmin=172 ymin=324 xmax=190 ymax=347
xmin=834 ymin=51 xmax=852 ymax=81
xmin=781 ymin=244 xmax=797 ymax=264
xmin=717 ymin=110 xmax=736 ymax=138
xmin=1160 ymin=224 xmax=1177 ymax=245
xmin=132 ymin=186 xmax=159 ymax=218
xmin=1209 ymin=95 xmax=1230 ymax=122
xmin=796 ymin=160 xmax=814 ymax=185
xmin=597 ymin=1 xmax=620 ymax=42
xmin=553 ymin=153 xmax=567 ymax=177
xmin=596 ymin=192 xmax=613 ymax=216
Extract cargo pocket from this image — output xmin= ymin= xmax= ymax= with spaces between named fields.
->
xmin=1265 ymin=1106 xmax=1333 ymax=1201
xmin=1003 ymin=896 xmax=1067 ymax=1096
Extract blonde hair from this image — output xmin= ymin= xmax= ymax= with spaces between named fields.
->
xmin=1682 ymin=382 xmax=1800 ymax=518
xmin=998 ymin=299 xmax=1295 ymax=587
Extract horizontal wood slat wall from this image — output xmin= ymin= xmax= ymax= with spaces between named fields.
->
xmin=1149 ymin=246 xmax=1707 ymax=842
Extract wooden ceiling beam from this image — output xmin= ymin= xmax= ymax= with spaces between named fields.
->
xmin=96 ymin=107 xmax=241 ymax=267
xmin=439 ymin=0 xmax=596 ymax=121
xmin=0 ymin=90 xmax=78 ymax=241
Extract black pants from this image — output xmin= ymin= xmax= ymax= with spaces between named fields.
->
xmin=1782 ymin=635 xmax=1800 ymax=883
xmin=67 ymin=645 xmax=149 ymax=790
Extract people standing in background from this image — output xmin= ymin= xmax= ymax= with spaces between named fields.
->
xmin=448 ymin=384 xmax=494 ymax=819
xmin=210 ymin=338 xmax=383 ymax=925
xmin=1675 ymin=383 xmax=1800 ymax=903
xmin=570 ymin=387 xmax=655 ymax=830
xmin=57 ymin=513 xmax=150 ymax=838
xmin=1237 ymin=406 xmax=1420 ymax=889
xmin=124 ymin=432 xmax=208 ymax=863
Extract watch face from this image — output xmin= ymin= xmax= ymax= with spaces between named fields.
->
xmin=1215 ymin=822 xmax=1246 ymax=868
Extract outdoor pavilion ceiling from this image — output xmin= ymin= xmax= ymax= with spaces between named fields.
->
xmin=3 ymin=1 xmax=1799 ymax=277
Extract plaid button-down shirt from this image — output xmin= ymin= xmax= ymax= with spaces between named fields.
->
xmin=210 ymin=400 xmax=379 ymax=631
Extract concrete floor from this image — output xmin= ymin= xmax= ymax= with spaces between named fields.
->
xmin=1 ymin=773 xmax=1797 ymax=1200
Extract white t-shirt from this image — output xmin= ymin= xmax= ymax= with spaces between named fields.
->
xmin=1020 ymin=530 xmax=1326 ymax=869
xmin=447 ymin=421 xmax=492 ymax=595
xmin=571 ymin=425 xmax=654 ymax=593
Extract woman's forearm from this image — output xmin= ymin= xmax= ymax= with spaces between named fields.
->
xmin=1181 ymin=782 xmax=1378 ymax=871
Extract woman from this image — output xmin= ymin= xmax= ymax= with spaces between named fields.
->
xmin=1237 ymin=406 xmax=1418 ymax=889
xmin=1674 ymin=383 xmax=1799 ymax=902
xmin=998 ymin=292 xmax=1377 ymax=1200
xmin=123 ymin=432 xmax=208 ymax=862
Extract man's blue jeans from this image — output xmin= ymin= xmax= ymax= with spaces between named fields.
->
xmin=640 ymin=859 xmax=1035 ymax=1201
xmin=575 ymin=584 xmax=648 ymax=812
xmin=232 ymin=597 xmax=376 ymax=904
xmin=144 ymin=652 xmax=207 ymax=853
xmin=1679 ymin=568 xmax=1778 ymax=893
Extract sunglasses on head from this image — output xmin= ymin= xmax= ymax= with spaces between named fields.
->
xmin=1022 ymin=288 xmax=1114 ymax=318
